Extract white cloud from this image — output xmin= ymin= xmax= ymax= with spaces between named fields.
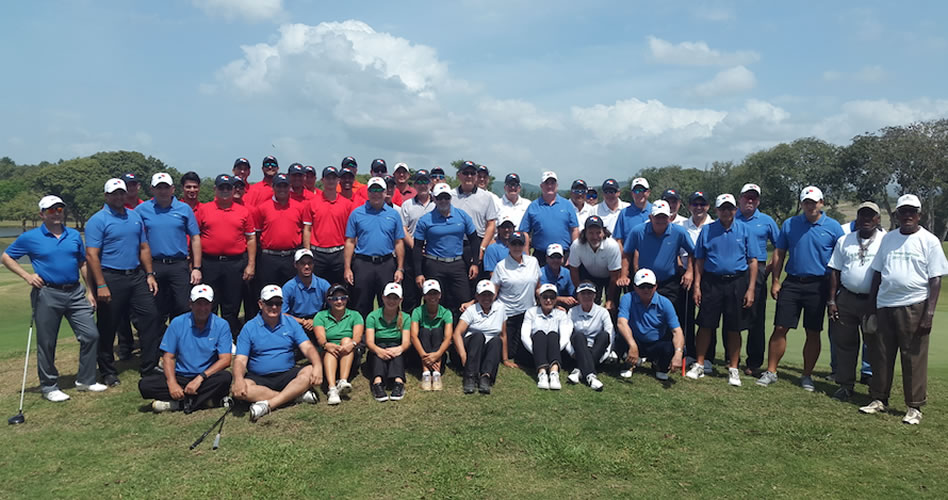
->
xmin=729 ymin=99 xmax=790 ymax=125
xmin=193 ymin=0 xmax=283 ymax=22
xmin=693 ymin=6 xmax=734 ymax=22
xmin=570 ymin=98 xmax=727 ymax=144
xmin=823 ymin=65 xmax=886 ymax=83
xmin=647 ymin=36 xmax=759 ymax=66
xmin=812 ymin=98 xmax=948 ymax=142
xmin=478 ymin=99 xmax=564 ymax=131
xmin=693 ymin=65 xmax=756 ymax=97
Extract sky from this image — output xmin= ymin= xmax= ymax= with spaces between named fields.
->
xmin=2 ymin=0 xmax=947 ymax=184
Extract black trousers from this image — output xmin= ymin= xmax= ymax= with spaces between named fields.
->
xmin=202 ymin=255 xmax=247 ymax=338
xmin=96 ymin=270 xmax=159 ymax=377
xmin=419 ymin=326 xmax=446 ymax=353
xmin=463 ymin=332 xmax=501 ymax=381
xmin=679 ymin=278 xmax=717 ymax=362
xmin=576 ymin=264 xmax=610 ymax=304
xmin=505 ymin=313 xmax=527 ymax=364
xmin=402 ymin=255 xmax=421 ymax=312
xmin=369 ymin=342 xmax=405 ymax=382
xmin=258 ymin=252 xmax=296 ymax=290
xmin=422 ymin=258 xmax=472 ymax=321
xmin=313 ymin=249 xmax=345 ymax=287
xmin=153 ymin=260 xmax=191 ymax=324
xmin=351 ymin=256 xmax=396 ymax=320
xmin=728 ymin=261 xmax=767 ymax=369
xmin=531 ymin=331 xmax=562 ymax=370
xmin=571 ymin=330 xmax=610 ymax=378
xmin=639 ymin=335 xmax=675 ymax=373
xmin=138 ymin=371 xmax=232 ymax=410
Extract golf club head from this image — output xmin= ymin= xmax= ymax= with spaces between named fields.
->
xmin=8 ymin=412 xmax=25 ymax=425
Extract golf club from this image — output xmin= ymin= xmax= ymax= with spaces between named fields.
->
xmin=190 ymin=404 xmax=232 ymax=450
xmin=211 ymin=409 xmax=227 ymax=450
xmin=8 ymin=315 xmax=34 ymax=426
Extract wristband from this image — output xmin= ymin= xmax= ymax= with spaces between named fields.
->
xmin=192 ymin=266 xmax=201 ymax=271
xmin=199 ymin=372 xmax=208 ymax=381
xmin=97 ymin=284 xmax=108 ymax=289
xmin=146 ymin=272 xmax=156 ymax=277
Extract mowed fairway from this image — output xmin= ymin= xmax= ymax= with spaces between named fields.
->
xmin=1 ymin=239 xmax=947 ymax=498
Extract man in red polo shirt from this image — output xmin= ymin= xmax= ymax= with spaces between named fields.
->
xmin=195 ymin=174 xmax=257 ymax=337
xmin=179 ymin=171 xmax=203 ymax=212
xmin=253 ymin=173 xmax=311 ymax=292
xmin=393 ymin=162 xmax=415 ymax=199
xmin=233 ymin=157 xmax=252 ymax=186
xmin=303 ymin=166 xmax=353 ymax=286
xmin=354 ymin=159 xmax=404 ymax=206
xmin=339 ymin=166 xmax=361 ymax=204
xmin=303 ymin=165 xmax=320 ymax=194
xmin=243 ymin=156 xmax=280 ymax=207
xmin=287 ymin=163 xmax=317 ymax=203
xmin=337 ymin=156 xmax=365 ymax=194
xmin=123 ymin=173 xmax=144 ymax=208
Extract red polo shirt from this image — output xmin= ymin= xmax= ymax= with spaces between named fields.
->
xmin=180 ymin=198 xmax=200 ymax=212
xmin=289 ymin=188 xmax=316 ymax=204
xmin=308 ymin=191 xmax=354 ymax=248
xmin=243 ymin=178 xmax=274 ymax=207
xmin=253 ymin=197 xmax=312 ymax=250
xmin=354 ymin=185 xmax=404 ymax=205
xmin=195 ymin=199 xmax=255 ymax=256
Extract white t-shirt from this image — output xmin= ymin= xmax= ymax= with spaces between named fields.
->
xmin=573 ymin=201 xmax=596 ymax=229
xmin=520 ymin=306 xmax=572 ymax=354
xmin=459 ymin=301 xmax=507 ymax=340
xmin=498 ymin=194 xmax=531 ymax=229
xmin=596 ymin=200 xmax=629 ymax=234
xmin=679 ymin=215 xmax=713 ymax=263
xmin=871 ymin=227 xmax=948 ymax=308
xmin=490 ymin=254 xmax=540 ymax=317
xmin=567 ymin=303 xmax=615 ymax=361
xmin=827 ymin=230 xmax=885 ymax=294
xmin=568 ymin=237 xmax=622 ymax=278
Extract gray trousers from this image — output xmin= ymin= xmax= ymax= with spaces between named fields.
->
xmin=869 ymin=302 xmax=930 ymax=408
xmin=832 ymin=288 xmax=876 ymax=390
xmin=31 ymin=285 xmax=99 ymax=391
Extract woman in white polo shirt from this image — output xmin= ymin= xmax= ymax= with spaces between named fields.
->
xmin=566 ymin=281 xmax=615 ymax=391
xmin=454 ymin=280 xmax=508 ymax=394
xmin=521 ymin=284 xmax=573 ymax=390
xmin=484 ymin=230 xmax=541 ymax=365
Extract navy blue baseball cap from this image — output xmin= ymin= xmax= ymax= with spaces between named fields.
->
xmin=122 ymin=173 xmax=140 ymax=184
xmin=288 ymin=163 xmax=305 ymax=175
xmin=370 ymin=158 xmax=387 ymax=173
xmin=262 ymin=156 xmax=278 ymax=167
xmin=234 ymin=157 xmax=250 ymax=168
xmin=384 ymin=175 xmax=396 ymax=186
xmin=585 ymin=215 xmax=604 ymax=228
xmin=341 ymin=156 xmax=357 ymax=168
xmin=303 ymin=165 xmax=316 ymax=175
xmin=414 ymin=169 xmax=430 ymax=181
xmin=215 ymin=174 xmax=235 ymax=187
xmin=477 ymin=164 xmax=489 ymax=174
xmin=232 ymin=176 xmax=246 ymax=187
xmin=340 ymin=167 xmax=356 ymax=177
xmin=509 ymin=231 xmax=527 ymax=244
xmin=572 ymin=179 xmax=588 ymax=190
xmin=505 ymin=173 xmax=521 ymax=185
xmin=602 ymin=179 xmax=619 ymax=191
xmin=460 ymin=160 xmax=477 ymax=173
xmin=689 ymin=191 xmax=709 ymax=204
xmin=272 ymin=173 xmax=290 ymax=186
xmin=322 ymin=166 xmax=339 ymax=178
xmin=662 ymin=189 xmax=681 ymax=201
xmin=431 ymin=166 xmax=446 ymax=176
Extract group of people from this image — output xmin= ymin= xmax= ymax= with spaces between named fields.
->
xmin=3 ymin=155 xmax=946 ymax=426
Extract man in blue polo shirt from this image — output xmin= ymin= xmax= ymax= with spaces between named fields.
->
xmin=624 ymin=200 xmax=695 ymax=304
xmin=85 ymin=178 xmax=160 ymax=387
xmin=414 ymin=182 xmax=478 ymax=316
xmin=344 ymin=176 xmax=406 ymax=319
xmin=2 ymin=195 xmax=106 ymax=402
xmin=758 ymin=186 xmax=844 ymax=390
xmin=138 ymin=284 xmax=233 ymax=413
xmin=540 ymin=243 xmax=576 ymax=307
xmin=688 ymin=194 xmax=758 ymax=387
xmin=615 ymin=177 xmax=653 ymax=287
xmin=735 ymin=183 xmax=779 ymax=376
xmin=136 ymin=173 xmax=202 ymax=328
xmin=282 ymin=249 xmax=331 ymax=339
xmin=233 ymin=285 xmax=323 ymax=422
xmin=616 ymin=268 xmax=684 ymax=380
xmin=520 ymin=170 xmax=579 ymax=267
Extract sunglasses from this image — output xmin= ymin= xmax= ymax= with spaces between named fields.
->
xmin=572 ymin=189 xmax=587 ymax=195
xmin=635 ymin=284 xmax=656 ymax=290
xmin=690 ymin=202 xmax=708 ymax=207
xmin=540 ymin=294 xmax=557 ymax=301
xmin=263 ymin=300 xmax=283 ymax=307
xmin=603 ymin=189 xmax=618 ymax=195
xmin=460 ymin=170 xmax=476 ymax=176
xmin=44 ymin=206 xmax=64 ymax=214
xmin=431 ymin=174 xmax=445 ymax=179
xmin=368 ymin=187 xmax=385 ymax=193
xmin=328 ymin=295 xmax=349 ymax=302
xmin=216 ymin=185 xmax=234 ymax=191
xmin=263 ymin=163 xmax=279 ymax=168
xmin=587 ymin=193 xmax=598 ymax=199
xmin=414 ymin=179 xmax=430 ymax=185
xmin=435 ymin=195 xmax=452 ymax=201
xmin=509 ymin=241 xmax=525 ymax=246
xmin=632 ymin=188 xmax=647 ymax=194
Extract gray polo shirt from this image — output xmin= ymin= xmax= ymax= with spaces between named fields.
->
xmin=400 ymin=195 xmax=436 ymax=238
xmin=453 ymin=186 xmax=498 ymax=238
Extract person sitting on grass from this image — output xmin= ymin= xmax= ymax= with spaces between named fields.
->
xmin=139 ymin=285 xmax=233 ymax=413
xmin=566 ymin=281 xmax=615 ymax=391
xmin=521 ymin=283 xmax=573 ymax=390
xmin=455 ymin=280 xmax=510 ymax=394
xmin=282 ymin=249 xmax=331 ymax=342
xmin=410 ymin=279 xmax=454 ymax=391
xmin=366 ymin=282 xmax=411 ymax=402
xmin=232 ymin=285 xmax=324 ymax=422
xmin=616 ymin=269 xmax=685 ymax=381
xmin=540 ymin=243 xmax=577 ymax=308
xmin=313 ymin=284 xmax=364 ymax=406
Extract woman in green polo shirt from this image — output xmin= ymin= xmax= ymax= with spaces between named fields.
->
xmin=366 ymin=282 xmax=412 ymax=402
xmin=410 ymin=279 xmax=454 ymax=391
xmin=314 ymin=284 xmax=364 ymax=406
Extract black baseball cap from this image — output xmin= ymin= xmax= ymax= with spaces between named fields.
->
xmin=431 ymin=166 xmax=445 ymax=176
xmin=234 ymin=157 xmax=250 ymax=168
xmin=340 ymin=167 xmax=356 ymax=178
xmin=322 ymin=166 xmax=339 ymax=178
xmin=303 ymin=165 xmax=316 ymax=175
xmin=384 ymin=175 xmax=396 ymax=186
xmin=414 ymin=169 xmax=430 ymax=181
xmin=509 ymin=231 xmax=527 ymax=244
xmin=262 ymin=156 xmax=278 ymax=167
xmin=602 ymin=179 xmax=619 ymax=191
xmin=272 ymin=173 xmax=290 ymax=186
xmin=288 ymin=163 xmax=305 ymax=175
xmin=662 ymin=189 xmax=681 ymax=201
xmin=477 ymin=164 xmax=489 ymax=174
xmin=572 ymin=179 xmax=588 ymax=190
xmin=505 ymin=173 xmax=521 ymax=185
xmin=122 ymin=173 xmax=140 ymax=184
xmin=460 ymin=160 xmax=477 ymax=173
xmin=341 ymin=156 xmax=357 ymax=169
xmin=585 ymin=215 xmax=605 ymax=229
xmin=689 ymin=191 xmax=708 ymax=204
xmin=232 ymin=176 xmax=246 ymax=187
xmin=215 ymin=174 xmax=235 ymax=187
xmin=327 ymin=284 xmax=348 ymax=296
xmin=370 ymin=158 xmax=387 ymax=173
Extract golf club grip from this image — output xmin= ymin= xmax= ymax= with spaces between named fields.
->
xmin=212 ymin=433 xmax=221 ymax=449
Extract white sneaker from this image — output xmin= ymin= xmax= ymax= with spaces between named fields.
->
xmin=327 ymin=387 xmax=341 ymax=406
xmin=44 ymin=390 xmax=70 ymax=402
xmin=728 ymin=368 xmax=742 ymax=387
xmin=337 ymin=379 xmax=352 ymax=396
xmin=567 ymin=368 xmax=581 ymax=385
xmin=587 ymin=374 xmax=604 ymax=391
xmin=151 ymin=400 xmax=181 ymax=413
xmin=549 ymin=371 xmax=562 ymax=390
xmin=859 ymin=400 xmax=887 ymax=414
xmin=619 ymin=369 xmax=634 ymax=379
xmin=297 ymin=389 xmax=318 ymax=404
xmin=537 ymin=372 xmax=550 ymax=390
xmin=756 ymin=371 xmax=778 ymax=387
xmin=421 ymin=372 xmax=432 ymax=391
xmin=685 ymin=363 xmax=705 ymax=380
xmin=432 ymin=372 xmax=443 ymax=391
xmin=902 ymin=407 xmax=922 ymax=425
xmin=655 ymin=371 xmax=669 ymax=381
xmin=75 ymin=382 xmax=108 ymax=392
xmin=250 ymin=400 xmax=270 ymax=422
xmin=605 ymin=351 xmax=618 ymax=363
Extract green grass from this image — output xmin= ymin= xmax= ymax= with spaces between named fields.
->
xmin=1 ymin=240 xmax=948 ymax=498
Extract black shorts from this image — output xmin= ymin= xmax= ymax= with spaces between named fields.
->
xmin=246 ymin=366 xmax=302 ymax=392
xmin=696 ymin=272 xmax=750 ymax=332
xmin=774 ymin=277 xmax=828 ymax=331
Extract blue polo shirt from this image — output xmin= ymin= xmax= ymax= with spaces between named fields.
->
xmin=776 ymin=213 xmax=844 ymax=277
xmin=159 ymin=312 xmax=232 ymax=378
xmin=3 ymin=224 xmax=85 ymax=285
xmin=519 ymin=195 xmax=579 ymax=251
xmin=736 ymin=209 xmax=779 ymax=262
xmin=282 ymin=275 xmax=331 ymax=319
xmin=694 ymin=220 xmax=754 ymax=275
xmin=483 ymin=242 xmax=508 ymax=273
xmin=135 ymin=198 xmax=199 ymax=259
xmin=613 ymin=202 xmax=653 ymax=241
xmin=235 ymin=313 xmax=310 ymax=375
xmin=540 ymin=264 xmax=575 ymax=297
xmin=345 ymin=202 xmax=405 ymax=257
xmin=84 ymin=205 xmax=146 ymax=270
xmin=625 ymin=222 xmax=695 ymax=282
xmin=414 ymin=206 xmax=476 ymax=258
xmin=618 ymin=291 xmax=680 ymax=343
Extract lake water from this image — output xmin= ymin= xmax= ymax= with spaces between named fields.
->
xmin=0 ymin=227 xmax=26 ymax=238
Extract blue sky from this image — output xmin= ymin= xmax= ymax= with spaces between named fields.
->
xmin=2 ymin=1 xmax=946 ymax=184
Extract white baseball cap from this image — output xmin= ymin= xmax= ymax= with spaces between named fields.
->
xmin=498 ymin=214 xmax=515 ymax=227
xmin=576 ymin=282 xmax=597 ymax=294
xmin=541 ymin=171 xmax=558 ymax=183
xmin=800 ymin=186 xmax=823 ymax=202
xmin=294 ymin=249 xmax=314 ymax=262
xmin=260 ymin=285 xmax=283 ymax=301
xmin=367 ymin=177 xmax=387 ymax=191
xmin=650 ymin=200 xmax=671 ymax=217
xmin=104 ymin=178 xmax=127 ymax=194
xmin=546 ymin=243 xmax=565 ymax=257
xmin=631 ymin=177 xmax=650 ymax=190
xmin=38 ymin=195 xmax=64 ymax=210
xmin=537 ymin=283 xmax=558 ymax=296
xmin=190 ymin=284 xmax=214 ymax=302
xmin=475 ymin=279 xmax=496 ymax=295
xmin=715 ymin=193 xmax=737 ymax=208
xmin=383 ymin=282 xmax=403 ymax=298
xmin=740 ymin=183 xmax=761 ymax=195
xmin=151 ymin=172 xmax=173 ymax=187
xmin=633 ymin=268 xmax=657 ymax=287
xmin=896 ymin=194 xmax=922 ymax=209
xmin=422 ymin=279 xmax=441 ymax=294
xmin=432 ymin=183 xmax=453 ymax=198
xmin=393 ymin=162 xmax=409 ymax=173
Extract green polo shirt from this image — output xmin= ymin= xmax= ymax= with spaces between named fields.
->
xmin=411 ymin=304 xmax=452 ymax=330
xmin=365 ymin=309 xmax=410 ymax=344
xmin=313 ymin=308 xmax=363 ymax=343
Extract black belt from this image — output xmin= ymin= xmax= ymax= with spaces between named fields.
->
xmin=203 ymin=253 xmax=246 ymax=262
xmin=46 ymin=282 xmax=80 ymax=291
xmin=355 ymin=254 xmax=393 ymax=264
xmin=786 ymin=274 xmax=825 ymax=284
xmin=154 ymin=257 xmax=187 ymax=265
xmin=262 ymin=249 xmax=296 ymax=257
xmin=313 ymin=245 xmax=344 ymax=254
xmin=424 ymin=254 xmax=462 ymax=263
xmin=841 ymin=286 xmax=870 ymax=299
xmin=709 ymin=269 xmax=746 ymax=281
xmin=103 ymin=267 xmax=142 ymax=275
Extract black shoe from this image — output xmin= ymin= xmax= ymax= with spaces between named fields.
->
xmin=478 ymin=374 xmax=491 ymax=394
xmin=104 ymin=374 xmax=121 ymax=387
xmin=463 ymin=375 xmax=476 ymax=394
xmin=371 ymin=383 xmax=388 ymax=402
xmin=390 ymin=382 xmax=405 ymax=401
xmin=860 ymin=374 xmax=872 ymax=386
xmin=118 ymin=351 xmax=133 ymax=361
xmin=143 ymin=366 xmax=164 ymax=377
xmin=832 ymin=386 xmax=854 ymax=401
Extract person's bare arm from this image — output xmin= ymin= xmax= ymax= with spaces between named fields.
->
xmin=189 ymin=235 xmax=202 ymax=285
xmin=770 ymin=248 xmax=786 ymax=300
xmin=919 ymin=277 xmax=942 ymax=334
xmin=86 ymin=247 xmax=110 ymax=303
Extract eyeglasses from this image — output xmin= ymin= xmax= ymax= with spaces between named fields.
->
xmin=44 ymin=206 xmax=64 ymax=214
xmin=460 ymin=171 xmax=476 ymax=176
xmin=632 ymin=188 xmax=647 ymax=194
xmin=431 ymin=174 xmax=445 ymax=180
xmin=572 ymin=189 xmax=587 ymax=195
xmin=368 ymin=187 xmax=385 ymax=193
xmin=328 ymin=295 xmax=349 ymax=302
xmin=540 ymin=295 xmax=557 ymax=301
xmin=263 ymin=300 xmax=283 ymax=307
xmin=603 ymin=189 xmax=618 ymax=195
xmin=263 ymin=163 xmax=279 ymax=168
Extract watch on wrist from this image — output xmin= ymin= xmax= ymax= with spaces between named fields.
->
xmin=146 ymin=272 xmax=156 ymax=277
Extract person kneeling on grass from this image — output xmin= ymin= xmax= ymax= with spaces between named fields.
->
xmin=566 ymin=281 xmax=615 ymax=391
xmin=366 ymin=282 xmax=411 ymax=402
xmin=313 ymin=284 xmax=364 ymax=406
xmin=139 ymin=285 xmax=233 ymax=413
xmin=455 ymin=280 xmax=510 ymax=394
xmin=521 ymin=283 xmax=573 ymax=390
xmin=410 ymin=279 xmax=454 ymax=391
xmin=232 ymin=285 xmax=324 ymax=422
xmin=616 ymin=269 xmax=684 ymax=381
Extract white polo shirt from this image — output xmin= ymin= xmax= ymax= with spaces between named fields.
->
xmin=827 ymin=230 xmax=885 ymax=294
xmin=491 ymin=254 xmax=540 ymax=317
xmin=459 ymin=301 xmax=506 ymax=340
xmin=871 ymin=227 xmax=948 ymax=308
xmin=520 ymin=306 xmax=572 ymax=354
xmin=498 ymin=194 xmax=531 ymax=229
xmin=567 ymin=237 xmax=622 ymax=278
xmin=573 ymin=201 xmax=597 ymax=228
xmin=567 ymin=303 xmax=615 ymax=361
xmin=679 ymin=214 xmax=713 ymax=262
xmin=596 ymin=199 xmax=629 ymax=234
